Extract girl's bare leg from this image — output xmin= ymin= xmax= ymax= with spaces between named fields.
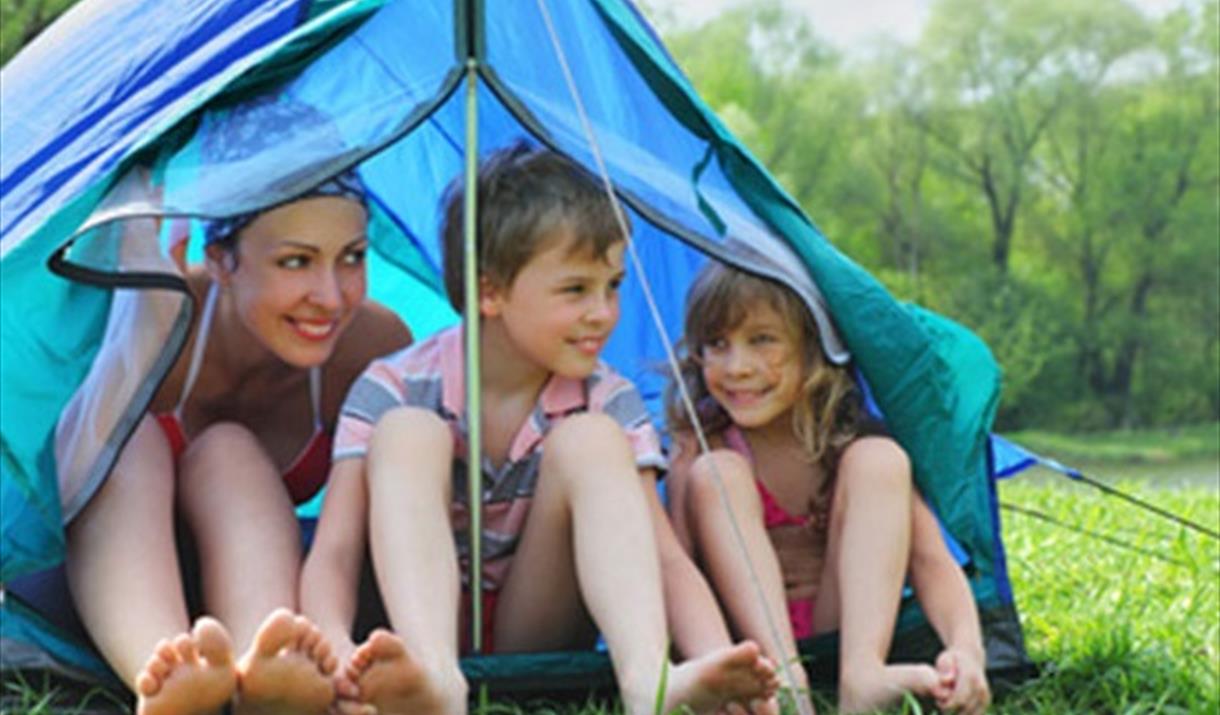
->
xmin=66 ymin=416 xmax=236 ymax=715
xmin=494 ymin=414 xmax=775 ymax=715
xmin=354 ymin=408 xmax=467 ymax=715
xmin=177 ymin=423 xmax=335 ymax=715
xmin=812 ymin=438 xmax=938 ymax=713
xmin=683 ymin=450 xmax=813 ymax=709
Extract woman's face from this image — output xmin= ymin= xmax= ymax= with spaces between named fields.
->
xmin=211 ymin=196 xmax=368 ymax=368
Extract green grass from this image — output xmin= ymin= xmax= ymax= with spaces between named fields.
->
xmin=1004 ymin=422 xmax=1220 ymax=465
xmin=7 ymin=469 xmax=1219 ymax=714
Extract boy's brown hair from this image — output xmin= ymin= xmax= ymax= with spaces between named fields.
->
xmin=440 ymin=141 xmax=628 ymax=312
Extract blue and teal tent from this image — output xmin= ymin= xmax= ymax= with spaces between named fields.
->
xmin=1 ymin=0 xmax=1035 ymax=697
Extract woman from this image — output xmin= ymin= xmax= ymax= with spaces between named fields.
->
xmin=64 ymin=171 xmax=412 ymax=715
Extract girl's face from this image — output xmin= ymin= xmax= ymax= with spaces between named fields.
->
xmin=699 ymin=299 xmax=805 ymax=431
xmin=210 ymin=196 xmax=368 ymax=368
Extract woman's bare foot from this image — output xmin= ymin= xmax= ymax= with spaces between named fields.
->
xmin=838 ymin=662 xmax=939 ymax=714
xmin=621 ymin=640 xmax=778 ymax=715
xmin=233 ymin=609 xmax=336 ymax=715
xmin=346 ymin=629 xmax=467 ymax=715
xmin=135 ymin=617 xmax=237 ymax=715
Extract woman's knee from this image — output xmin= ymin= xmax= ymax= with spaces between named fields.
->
xmin=180 ymin=422 xmax=271 ymax=480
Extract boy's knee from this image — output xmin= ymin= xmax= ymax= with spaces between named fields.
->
xmin=542 ymin=412 xmax=631 ymax=466
xmin=369 ymin=406 xmax=450 ymax=452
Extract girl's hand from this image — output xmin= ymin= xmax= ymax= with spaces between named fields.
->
xmin=934 ymin=648 xmax=991 ymax=714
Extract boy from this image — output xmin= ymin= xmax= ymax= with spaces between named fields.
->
xmin=300 ymin=143 xmax=778 ymax=715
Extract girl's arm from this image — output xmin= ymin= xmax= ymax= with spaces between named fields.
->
xmin=908 ymin=493 xmax=990 ymax=713
xmin=299 ymin=458 xmax=369 ymax=674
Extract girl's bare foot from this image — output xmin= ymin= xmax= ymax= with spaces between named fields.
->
xmin=136 ymin=617 xmax=237 ymax=715
xmin=838 ymin=662 xmax=939 ymax=714
xmin=234 ymin=609 xmax=336 ymax=715
xmin=623 ymin=641 xmax=779 ymax=715
xmin=346 ymin=629 xmax=467 ymax=715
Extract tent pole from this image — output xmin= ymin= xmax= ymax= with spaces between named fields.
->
xmin=461 ymin=54 xmax=484 ymax=655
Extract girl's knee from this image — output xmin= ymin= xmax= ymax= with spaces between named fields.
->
xmin=831 ymin=438 xmax=912 ymax=511
xmin=687 ymin=450 xmax=757 ymax=509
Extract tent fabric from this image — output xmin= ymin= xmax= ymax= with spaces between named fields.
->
xmin=1 ymin=0 xmax=1033 ymax=693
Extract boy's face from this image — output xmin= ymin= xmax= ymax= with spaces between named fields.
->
xmin=481 ymin=230 xmax=625 ymax=379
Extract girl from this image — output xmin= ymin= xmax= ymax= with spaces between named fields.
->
xmin=666 ymin=262 xmax=991 ymax=715
xmin=62 ymin=171 xmax=413 ymax=715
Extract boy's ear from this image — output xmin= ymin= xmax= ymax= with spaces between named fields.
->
xmin=478 ymin=275 xmax=505 ymax=318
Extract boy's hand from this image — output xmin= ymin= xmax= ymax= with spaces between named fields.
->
xmin=934 ymin=648 xmax=991 ymax=714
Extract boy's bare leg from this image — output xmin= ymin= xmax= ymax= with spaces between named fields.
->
xmin=357 ymin=408 xmax=467 ymax=714
xmin=493 ymin=414 xmax=776 ymax=715
xmin=812 ymin=438 xmax=938 ymax=713
xmin=683 ymin=450 xmax=814 ymax=710
xmin=177 ymin=423 xmax=335 ymax=714
xmin=65 ymin=416 xmax=237 ymax=715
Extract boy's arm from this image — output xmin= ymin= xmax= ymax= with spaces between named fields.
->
xmin=641 ymin=465 xmax=735 ymax=659
xmin=300 ymin=457 xmax=369 ymax=667
xmin=908 ymin=493 xmax=990 ymax=713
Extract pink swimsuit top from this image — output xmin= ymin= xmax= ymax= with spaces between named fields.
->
xmin=156 ymin=283 xmax=330 ymax=505
xmin=722 ymin=425 xmax=825 ymax=639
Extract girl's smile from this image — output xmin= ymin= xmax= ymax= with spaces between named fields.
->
xmin=700 ymin=301 xmax=804 ymax=431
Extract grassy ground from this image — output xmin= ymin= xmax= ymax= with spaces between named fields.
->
xmin=6 ymin=429 xmax=1218 ymax=714
xmin=1004 ymin=423 xmax=1220 ymax=465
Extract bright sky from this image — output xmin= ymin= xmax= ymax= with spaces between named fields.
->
xmin=644 ymin=0 xmax=1194 ymax=52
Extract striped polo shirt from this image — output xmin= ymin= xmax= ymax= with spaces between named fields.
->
xmin=334 ymin=324 xmax=666 ymax=591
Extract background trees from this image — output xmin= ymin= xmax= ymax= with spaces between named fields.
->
xmin=650 ymin=0 xmax=1218 ymax=431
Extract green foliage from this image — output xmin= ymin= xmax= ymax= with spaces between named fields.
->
xmin=655 ymin=0 xmax=1220 ymax=431
xmin=1 ymin=0 xmax=78 ymax=66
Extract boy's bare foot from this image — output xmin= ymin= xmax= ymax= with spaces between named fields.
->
xmin=234 ymin=609 xmax=336 ymax=715
xmin=136 ymin=617 xmax=237 ymax=715
xmin=346 ymin=629 xmax=467 ymax=715
xmin=624 ymin=641 xmax=778 ymax=715
xmin=838 ymin=663 xmax=939 ymax=714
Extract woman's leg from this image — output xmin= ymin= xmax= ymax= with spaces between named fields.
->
xmin=65 ymin=415 xmax=236 ymax=715
xmin=177 ymin=422 xmax=334 ymax=714
xmin=811 ymin=437 xmax=937 ymax=713
xmin=682 ymin=450 xmax=811 ymax=704
xmin=494 ymin=414 xmax=775 ymax=715
xmin=345 ymin=407 xmax=466 ymax=715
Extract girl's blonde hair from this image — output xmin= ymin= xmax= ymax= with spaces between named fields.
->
xmin=666 ymin=261 xmax=862 ymax=472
